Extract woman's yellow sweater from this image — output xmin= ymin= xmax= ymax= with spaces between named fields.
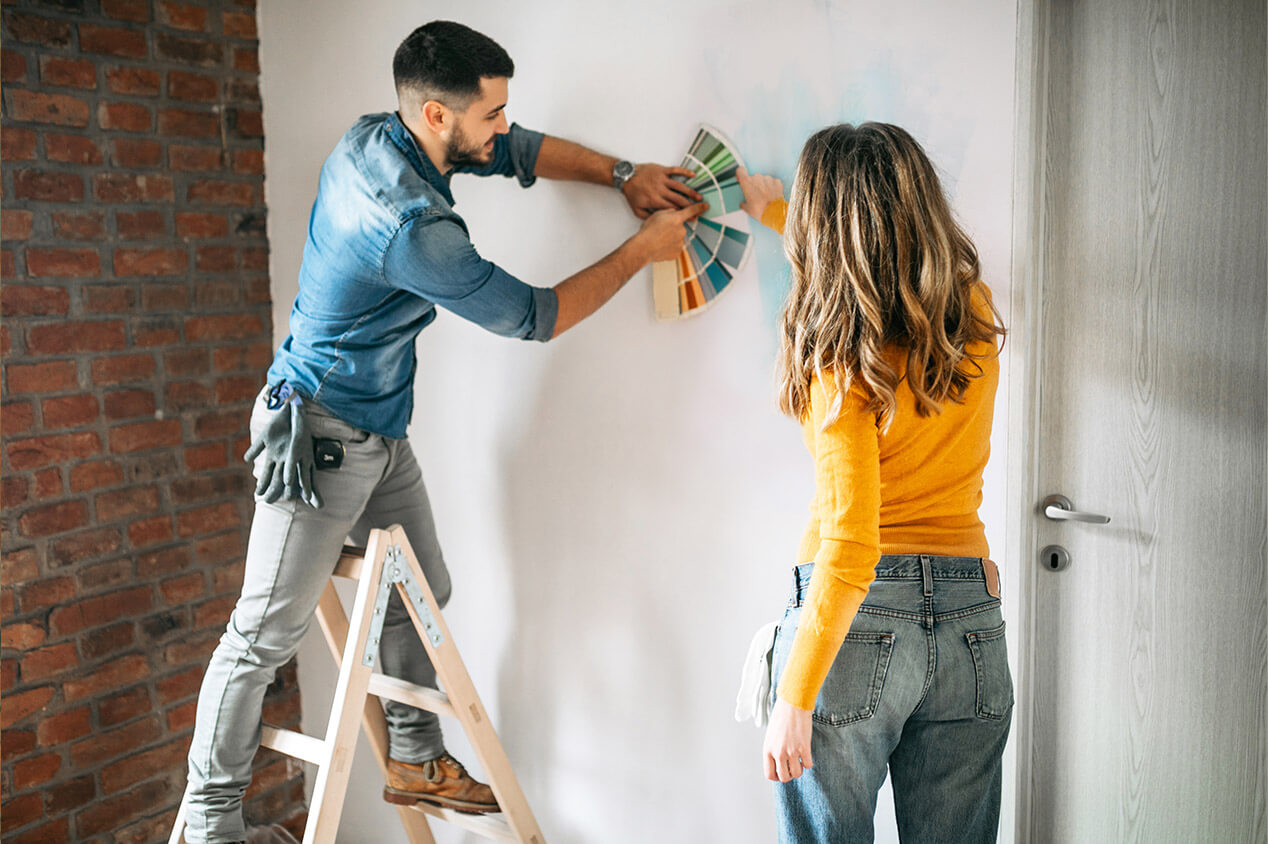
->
xmin=762 ymin=198 xmax=1000 ymax=711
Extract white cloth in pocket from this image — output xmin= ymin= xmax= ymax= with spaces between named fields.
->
xmin=734 ymin=621 xmax=780 ymax=728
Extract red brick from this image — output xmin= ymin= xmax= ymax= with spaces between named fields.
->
xmin=232 ymin=148 xmax=264 ymax=175
xmin=2 ymin=48 xmax=27 ymax=82
xmin=178 ymin=502 xmax=240 ymax=539
xmin=83 ymin=283 xmax=137 ymax=313
xmin=114 ymin=247 xmax=188 ymax=276
xmin=230 ymin=108 xmax=263 ymax=138
xmin=97 ymin=101 xmax=152 ymax=132
xmin=41 ymin=394 xmax=99 ymax=429
xmin=49 ymin=527 xmax=123 ymax=567
xmin=75 ymin=778 xmax=170 ymax=837
xmin=26 ymin=248 xmax=101 ymax=277
xmin=225 ymin=79 xmax=260 ymax=104
xmin=116 ymin=210 xmax=167 ymax=240
xmin=128 ymin=515 xmax=173 ymax=547
xmin=168 ymin=143 xmax=222 ymax=171
xmin=101 ymin=736 xmax=187 ymax=793
xmin=159 ymin=572 xmax=204 ymax=606
xmin=233 ymin=46 xmax=258 ymax=73
xmin=193 ymin=279 xmax=239 ymax=308
xmin=160 ymin=2 xmax=209 ymax=31
xmin=5 ymin=13 xmax=72 ymax=47
xmin=165 ymin=380 xmax=210 ymax=411
xmin=94 ymin=173 xmax=173 ymax=202
xmin=70 ymin=459 xmax=125 ymax=492
xmin=168 ymin=69 xmax=217 ymax=101
xmin=37 ymin=706 xmax=91 ymax=747
xmin=2 ymin=127 xmax=37 ymax=161
xmin=92 ymin=353 xmax=156 ymax=385
xmin=7 ymin=360 xmax=78 ymax=394
xmin=134 ymin=322 xmax=181 ymax=347
xmin=2 ymin=284 xmax=69 ymax=315
xmin=166 ymin=700 xmax=197 ymax=731
xmin=3 ymin=249 xmax=16 ymax=277
xmin=13 ymin=170 xmax=84 ymax=202
xmin=13 ymin=752 xmax=62 ymax=790
xmin=69 ymin=713 xmax=158 ymax=765
xmin=52 ymin=211 xmax=106 ymax=241
xmin=141 ymin=282 xmax=189 ymax=310
xmin=223 ymin=10 xmax=258 ymax=38
xmin=213 ymin=342 xmax=272 ymax=373
xmin=63 ymin=654 xmax=150 ymax=702
xmin=78 ymin=558 xmax=133 ymax=593
xmin=156 ymin=32 xmax=223 ymax=66
xmin=95 ymin=485 xmax=160 ymax=521
xmin=2 ymin=621 xmax=46 ymax=650
xmin=33 ymin=467 xmax=63 ymax=499
xmin=39 ymin=55 xmax=97 ymax=89
xmin=156 ymin=665 xmax=203 ymax=704
xmin=28 ymin=321 xmax=126 ymax=355
xmin=186 ymin=313 xmax=262 ymax=341
xmin=194 ymin=593 xmax=236 ymax=627
xmin=1 ymin=685 xmax=54 ymax=728
xmin=1 ymin=590 xmax=13 ymax=618
xmin=45 ymin=132 xmax=103 ymax=165
xmin=21 ymin=642 xmax=79 ymax=682
xmin=106 ymin=66 xmax=160 ymax=95
xmin=176 ymin=212 xmax=229 ymax=238
xmin=7 ymin=432 xmax=101 ymax=470
xmin=7 ymin=90 xmax=90 ymax=126
xmin=81 ymin=620 xmax=135 ymax=660
xmin=243 ymin=247 xmax=268 ymax=272
xmin=2 ymin=475 xmax=29 ymax=507
xmin=184 ymin=442 xmax=228 ymax=471
xmin=10 ymin=819 xmax=71 ymax=844
xmin=17 ymin=576 xmax=75 ymax=612
xmin=44 ymin=776 xmax=95 ymax=815
xmin=103 ymin=389 xmax=155 ymax=420
xmin=80 ymin=24 xmax=148 ymax=59
xmin=108 ymin=419 xmax=181 ymax=454
xmin=2 ymin=547 xmax=40 ymax=583
xmin=112 ymin=137 xmax=162 ymax=168
xmin=1 ymin=324 xmax=11 ymax=354
xmin=213 ymin=375 xmax=257 ymax=404
xmin=1 ymin=208 xmax=33 ymax=240
xmin=4 ymin=401 xmax=37 ymax=435
xmin=97 ymin=685 xmax=150 ymax=727
xmin=137 ymin=546 xmax=190 ymax=579
xmin=165 ymin=348 xmax=209 ymax=377
xmin=194 ymin=409 xmax=243 ymax=439
xmin=196 ymin=245 xmax=237 ymax=272
xmin=188 ymin=179 xmax=253 ymax=206
xmin=102 ymin=0 xmax=151 ymax=23
xmin=159 ymin=107 xmax=219 ymax=138
xmin=18 ymin=500 xmax=87 ymax=537
xmin=5 ymin=794 xmax=43 ymax=838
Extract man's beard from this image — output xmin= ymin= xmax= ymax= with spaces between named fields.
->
xmin=446 ymin=125 xmax=493 ymax=168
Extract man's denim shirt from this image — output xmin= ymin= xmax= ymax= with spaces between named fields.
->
xmin=267 ymin=112 xmax=557 ymax=439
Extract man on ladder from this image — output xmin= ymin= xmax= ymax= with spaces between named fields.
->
xmin=181 ymin=19 xmax=706 ymax=844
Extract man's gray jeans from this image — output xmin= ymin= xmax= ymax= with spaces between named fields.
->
xmin=183 ymin=390 xmax=452 ymax=844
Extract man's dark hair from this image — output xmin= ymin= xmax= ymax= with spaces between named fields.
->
xmin=393 ymin=21 xmax=514 ymax=112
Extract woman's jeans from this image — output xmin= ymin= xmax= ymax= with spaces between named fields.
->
xmin=771 ymin=556 xmax=1013 ymax=844
xmin=183 ymin=391 xmax=453 ymax=844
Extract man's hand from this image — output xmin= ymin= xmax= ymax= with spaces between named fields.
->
xmin=763 ymin=698 xmax=814 ymax=783
xmin=244 ymin=398 xmax=322 ymax=508
xmin=622 ymin=163 xmax=704 ymax=219
xmin=635 ymin=201 xmax=709 ymax=263
xmin=737 ymin=167 xmax=785 ymax=225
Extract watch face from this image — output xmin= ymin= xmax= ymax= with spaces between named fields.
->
xmin=614 ymin=160 xmax=635 ymax=182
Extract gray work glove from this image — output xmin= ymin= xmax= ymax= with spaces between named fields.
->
xmin=243 ymin=395 xmax=323 ymax=508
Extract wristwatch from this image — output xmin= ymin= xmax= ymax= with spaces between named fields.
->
xmin=612 ymin=159 xmax=636 ymax=191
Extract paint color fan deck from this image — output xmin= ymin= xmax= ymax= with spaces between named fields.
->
xmin=652 ymin=125 xmax=753 ymax=321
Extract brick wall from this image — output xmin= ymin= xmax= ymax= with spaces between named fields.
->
xmin=1 ymin=1 xmax=306 ymax=841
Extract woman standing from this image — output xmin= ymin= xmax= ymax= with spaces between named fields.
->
xmin=739 ymin=123 xmax=1011 ymax=843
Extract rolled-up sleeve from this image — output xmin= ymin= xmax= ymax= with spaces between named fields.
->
xmin=385 ymin=216 xmax=557 ymax=341
xmin=452 ymin=123 xmax=544 ymax=187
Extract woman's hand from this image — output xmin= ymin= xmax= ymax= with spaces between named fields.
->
xmin=763 ymin=697 xmax=814 ymax=782
xmin=737 ymin=167 xmax=785 ymax=225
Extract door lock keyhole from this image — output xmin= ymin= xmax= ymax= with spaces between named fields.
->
xmin=1040 ymin=544 xmax=1070 ymax=571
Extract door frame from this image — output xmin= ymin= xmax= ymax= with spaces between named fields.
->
xmin=1005 ymin=0 xmax=1048 ymax=838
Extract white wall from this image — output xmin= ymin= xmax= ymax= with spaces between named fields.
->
xmin=257 ymin=2 xmax=1018 ymax=842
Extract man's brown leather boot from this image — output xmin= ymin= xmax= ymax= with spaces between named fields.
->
xmin=382 ymin=753 xmax=500 ymax=814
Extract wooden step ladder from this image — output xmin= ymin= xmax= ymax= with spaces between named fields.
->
xmin=170 ymin=525 xmax=546 ymax=844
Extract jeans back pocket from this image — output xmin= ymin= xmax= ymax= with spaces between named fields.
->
xmin=813 ymin=632 xmax=895 ymax=727
xmin=966 ymin=623 xmax=1014 ymax=720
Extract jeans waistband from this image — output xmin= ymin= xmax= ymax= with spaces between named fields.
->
xmin=789 ymin=555 xmax=991 ymax=608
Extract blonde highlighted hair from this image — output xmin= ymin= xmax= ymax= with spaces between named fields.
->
xmin=776 ymin=122 xmax=1005 ymax=429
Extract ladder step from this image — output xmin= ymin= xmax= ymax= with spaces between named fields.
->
xmin=260 ymin=725 xmax=327 ymax=766
xmin=333 ymin=545 xmax=367 ymax=580
xmin=367 ymin=673 xmax=454 ymax=717
xmin=407 ymin=803 xmax=517 ymax=842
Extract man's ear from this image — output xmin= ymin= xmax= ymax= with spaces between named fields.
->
xmin=421 ymin=100 xmax=448 ymax=134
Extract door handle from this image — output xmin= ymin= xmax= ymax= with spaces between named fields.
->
xmin=1042 ymin=494 xmax=1110 ymax=524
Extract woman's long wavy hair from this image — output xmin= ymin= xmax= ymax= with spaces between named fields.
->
xmin=776 ymin=123 xmax=1005 ymax=430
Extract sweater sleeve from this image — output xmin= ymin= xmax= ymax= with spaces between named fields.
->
xmin=776 ymin=377 xmax=882 ymax=711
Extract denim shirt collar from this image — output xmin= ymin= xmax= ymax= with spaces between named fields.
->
xmin=382 ymin=111 xmax=456 ymax=207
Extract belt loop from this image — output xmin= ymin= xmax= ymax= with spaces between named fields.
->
xmin=920 ymin=554 xmax=933 ymax=598
xmin=791 ymin=566 xmax=802 ymax=608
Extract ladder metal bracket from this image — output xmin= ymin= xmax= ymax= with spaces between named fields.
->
xmin=362 ymin=545 xmax=444 ymax=667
